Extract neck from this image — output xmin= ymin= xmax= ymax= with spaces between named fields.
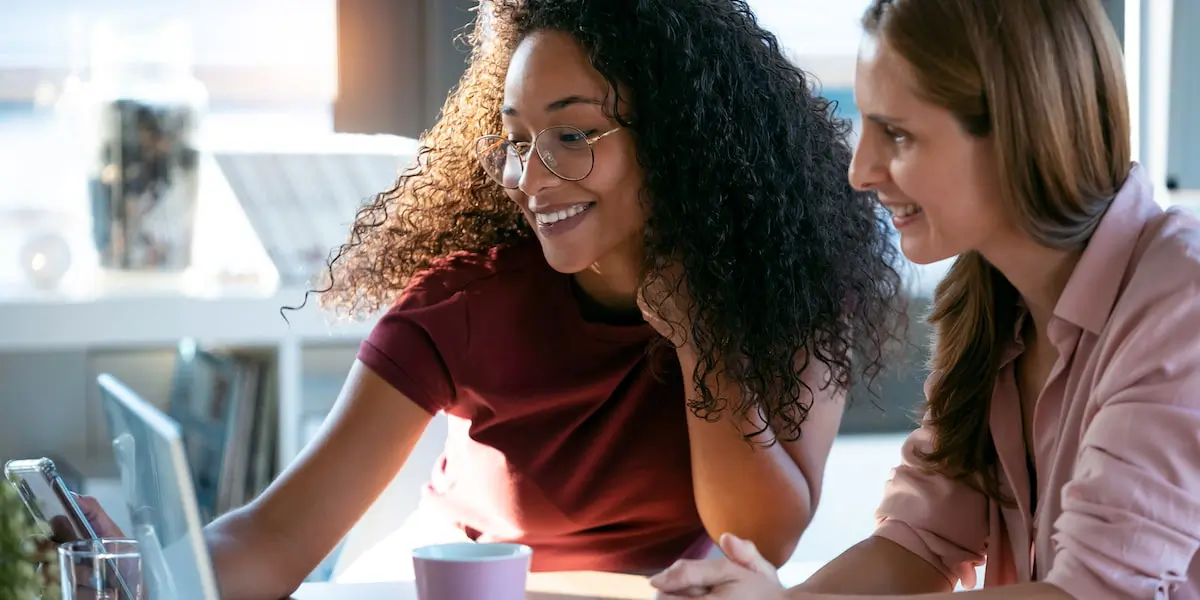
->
xmin=572 ymin=236 xmax=642 ymax=314
xmin=980 ymin=231 xmax=1081 ymax=335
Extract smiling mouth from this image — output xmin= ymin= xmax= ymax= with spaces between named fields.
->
xmin=887 ymin=204 xmax=923 ymax=217
xmin=534 ymin=202 xmax=595 ymax=226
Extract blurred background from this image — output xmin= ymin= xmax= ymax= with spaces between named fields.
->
xmin=0 ymin=0 xmax=1193 ymax=584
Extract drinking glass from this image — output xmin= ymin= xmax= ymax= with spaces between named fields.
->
xmin=59 ymin=538 xmax=143 ymax=599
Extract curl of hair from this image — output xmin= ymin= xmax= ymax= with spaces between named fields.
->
xmin=314 ymin=0 xmax=906 ymax=442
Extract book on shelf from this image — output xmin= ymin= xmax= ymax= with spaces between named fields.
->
xmin=169 ymin=339 xmax=278 ymax=523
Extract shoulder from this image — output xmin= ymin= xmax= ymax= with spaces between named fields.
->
xmin=361 ymin=240 xmax=547 ymax=381
xmin=367 ymin=239 xmax=546 ymax=348
xmin=1120 ymin=207 xmax=1200 ymax=311
xmin=1100 ymin=208 xmax=1200 ymax=402
xmin=391 ymin=239 xmax=547 ymax=313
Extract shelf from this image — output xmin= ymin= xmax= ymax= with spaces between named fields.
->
xmin=0 ymin=287 xmax=373 ymax=351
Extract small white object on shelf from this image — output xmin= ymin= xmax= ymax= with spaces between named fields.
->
xmin=19 ymin=231 xmax=73 ymax=290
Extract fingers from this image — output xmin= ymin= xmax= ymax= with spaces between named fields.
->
xmin=649 ymin=558 xmax=745 ymax=595
xmin=72 ymin=494 xmax=127 ymax=539
xmin=718 ymin=533 xmax=773 ymax=575
xmin=719 ymin=533 xmax=752 ymax=568
xmin=72 ymin=493 xmax=100 ymax=519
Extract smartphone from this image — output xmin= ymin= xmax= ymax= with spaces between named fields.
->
xmin=5 ymin=457 xmax=136 ymax=597
xmin=3 ymin=457 xmax=98 ymax=543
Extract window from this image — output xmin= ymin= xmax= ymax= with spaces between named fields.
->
xmin=750 ymin=0 xmax=870 ymax=60
xmin=0 ymin=1 xmax=341 ymax=288
xmin=749 ymin=0 xmax=871 ymax=130
xmin=0 ymin=0 xmax=336 ymax=107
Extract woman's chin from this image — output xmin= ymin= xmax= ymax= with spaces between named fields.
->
xmin=898 ymin=239 xmax=953 ymax=266
xmin=538 ymin=244 xmax=596 ymax=275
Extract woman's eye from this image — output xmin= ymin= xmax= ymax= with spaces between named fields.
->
xmin=559 ymin=130 xmax=591 ymax=145
xmin=884 ymin=126 xmax=909 ymax=144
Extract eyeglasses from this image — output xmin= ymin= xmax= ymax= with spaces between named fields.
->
xmin=474 ymin=125 xmax=622 ymax=189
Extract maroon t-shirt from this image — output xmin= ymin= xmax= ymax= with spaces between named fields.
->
xmin=357 ymin=240 xmax=712 ymax=572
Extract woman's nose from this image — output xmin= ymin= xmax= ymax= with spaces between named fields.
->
xmin=848 ymin=139 xmax=884 ymax=192
xmin=518 ymin=148 xmax=563 ymax=197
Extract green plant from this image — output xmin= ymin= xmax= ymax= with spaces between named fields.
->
xmin=0 ymin=480 xmax=59 ymax=600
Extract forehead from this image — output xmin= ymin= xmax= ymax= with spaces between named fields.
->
xmin=503 ymin=30 xmax=608 ymax=110
xmin=853 ymin=35 xmax=923 ymax=112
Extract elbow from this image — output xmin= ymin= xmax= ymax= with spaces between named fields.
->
xmin=256 ymin=568 xmax=305 ymax=600
xmin=700 ymin=518 xmax=804 ymax=569
xmin=760 ymin=535 xmax=802 ymax=569
xmin=727 ymin=506 xmax=812 ymax=569
xmin=763 ymin=513 xmax=809 ymax=568
xmin=769 ymin=491 xmax=820 ymax=567
xmin=761 ymin=484 xmax=817 ymax=567
xmin=208 ymin=507 xmax=309 ymax=600
xmin=697 ymin=472 xmax=817 ymax=568
xmin=731 ymin=524 xmax=803 ymax=568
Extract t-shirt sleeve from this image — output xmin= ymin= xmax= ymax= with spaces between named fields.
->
xmin=357 ymin=285 xmax=461 ymax=414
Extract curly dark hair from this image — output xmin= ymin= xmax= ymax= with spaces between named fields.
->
xmin=314 ymin=0 xmax=906 ymax=442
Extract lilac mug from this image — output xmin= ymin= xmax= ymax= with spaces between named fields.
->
xmin=412 ymin=542 xmax=533 ymax=600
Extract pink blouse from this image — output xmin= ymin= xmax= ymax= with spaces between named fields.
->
xmin=874 ymin=166 xmax=1200 ymax=599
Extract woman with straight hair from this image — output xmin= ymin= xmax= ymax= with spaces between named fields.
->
xmin=651 ymin=0 xmax=1200 ymax=598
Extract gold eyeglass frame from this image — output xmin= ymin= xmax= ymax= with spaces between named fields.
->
xmin=474 ymin=125 xmax=622 ymax=189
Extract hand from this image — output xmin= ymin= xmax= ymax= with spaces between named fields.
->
xmin=57 ymin=497 xmax=138 ymax=599
xmin=34 ymin=496 xmax=129 ymax=591
xmin=70 ymin=494 xmax=126 ymax=540
xmin=637 ymin=260 xmax=694 ymax=350
xmin=650 ymin=533 xmax=787 ymax=599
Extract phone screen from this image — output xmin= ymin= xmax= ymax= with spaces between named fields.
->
xmin=7 ymin=465 xmax=95 ymax=542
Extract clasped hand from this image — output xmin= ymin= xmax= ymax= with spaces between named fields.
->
xmin=650 ymin=533 xmax=791 ymax=600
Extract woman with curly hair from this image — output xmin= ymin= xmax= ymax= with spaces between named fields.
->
xmin=72 ymin=0 xmax=903 ymax=597
xmin=652 ymin=1 xmax=1200 ymax=599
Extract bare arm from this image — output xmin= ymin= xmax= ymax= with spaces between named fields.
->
xmin=795 ymin=577 xmax=1069 ymax=600
xmin=205 ymin=360 xmax=434 ymax=600
xmin=792 ymin=582 xmax=1071 ymax=599
xmin=652 ymin=533 xmax=1072 ymax=599
xmin=797 ymin=536 xmax=952 ymax=595
xmin=680 ymin=348 xmax=844 ymax=567
xmin=794 ymin=538 xmax=1078 ymax=599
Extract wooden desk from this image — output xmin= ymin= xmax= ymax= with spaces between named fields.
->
xmin=293 ymin=571 xmax=656 ymax=600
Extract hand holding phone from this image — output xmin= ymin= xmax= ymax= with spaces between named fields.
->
xmin=4 ymin=458 xmax=98 ymax=543
xmin=5 ymin=458 xmax=135 ymax=597
xmin=71 ymin=494 xmax=127 ymax=539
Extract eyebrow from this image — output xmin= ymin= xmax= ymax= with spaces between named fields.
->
xmin=501 ymin=95 xmax=604 ymax=116
xmin=865 ymin=113 xmax=907 ymax=127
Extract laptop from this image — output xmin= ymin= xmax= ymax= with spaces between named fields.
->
xmin=98 ymin=373 xmax=223 ymax=600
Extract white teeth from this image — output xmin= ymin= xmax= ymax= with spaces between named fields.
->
xmin=536 ymin=203 xmax=591 ymax=225
xmin=890 ymin=204 xmax=923 ymax=217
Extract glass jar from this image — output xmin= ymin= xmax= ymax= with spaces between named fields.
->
xmin=84 ymin=19 xmax=208 ymax=272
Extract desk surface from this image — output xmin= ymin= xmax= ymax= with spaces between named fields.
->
xmin=293 ymin=571 xmax=657 ymax=600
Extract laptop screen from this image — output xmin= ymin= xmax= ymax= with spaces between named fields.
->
xmin=99 ymin=374 xmax=220 ymax=600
